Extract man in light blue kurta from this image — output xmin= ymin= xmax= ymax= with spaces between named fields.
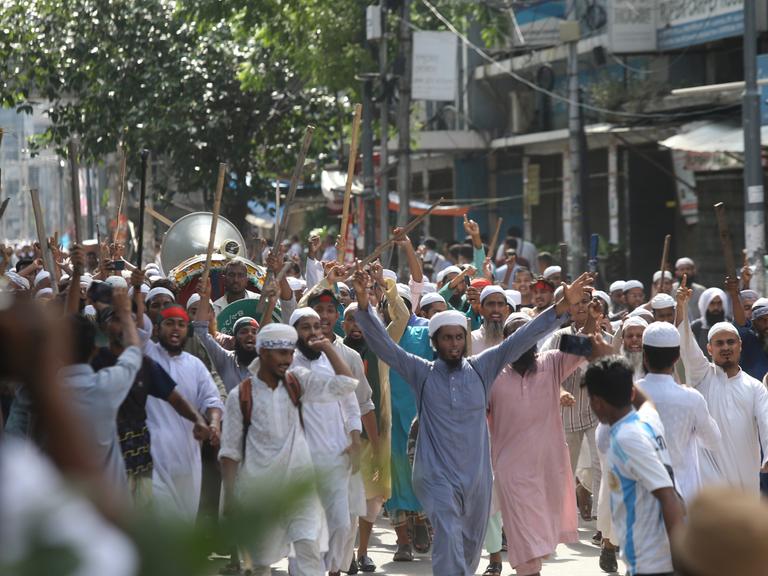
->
xmin=353 ymin=272 xmax=589 ymax=575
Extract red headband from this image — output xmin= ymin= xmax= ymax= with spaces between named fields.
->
xmin=158 ymin=305 xmax=190 ymax=323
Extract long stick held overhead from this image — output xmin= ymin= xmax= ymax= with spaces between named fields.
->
xmin=488 ymin=217 xmax=504 ymax=261
xmin=714 ymin=202 xmax=737 ymax=277
xmin=68 ymin=140 xmax=82 ymax=245
xmin=29 ymin=188 xmax=58 ymax=295
xmin=136 ymin=149 xmax=150 ymax=269
xmin=0 ymin=198 xmax=9 ymax=223
xmin=200 ymin=162 xmax=228 ymax=288
xmin=114 ymin=143 xmax=128 ymax=245
xmin=338 ymin=104 xmax=363 ymax=263
xmin=559 ymin=243 xmax=569 ymax=281
xmin=658 ymin=234 xmax=671 ymax=280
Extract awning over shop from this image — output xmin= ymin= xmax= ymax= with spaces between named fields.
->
xmin=320 ymin=170 xmax=363 ymax=200
xmin=387 ymin=193 xmax=468 ymax=217
xmin=660 ymin=121 xmax=768 ymax=153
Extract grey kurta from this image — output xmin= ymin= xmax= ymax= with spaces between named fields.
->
xmin=354 ymin=305 xmax=567 ymax=575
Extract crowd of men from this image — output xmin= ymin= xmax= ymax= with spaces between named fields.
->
xmin=2 ymin=218 xmax=768 ymax=576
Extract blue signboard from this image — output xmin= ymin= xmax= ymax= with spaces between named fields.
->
xmin=758 ymin=54 xmax=768 ymax=126
xmin=657 ymin=4 xmax=743 ymax=51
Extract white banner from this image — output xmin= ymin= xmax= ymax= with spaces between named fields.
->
xmin=412 ymin=31 xmax=457 ymax=102
xmin=608 ymin=0 xmax=657 ymax=53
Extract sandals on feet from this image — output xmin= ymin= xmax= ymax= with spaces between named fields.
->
xmin=357 ymin=555 xmax=376 ymax=572
xmin=413 ymin=523 xmax=431 ymax=553
xmin=482 ymin=561 xmax=503 ymax=576
xmin=393 ymin=544 xmax=414 ymax=562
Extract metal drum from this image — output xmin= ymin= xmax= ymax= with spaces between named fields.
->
xmin=160 ymin=212 xmax=246 ymax=273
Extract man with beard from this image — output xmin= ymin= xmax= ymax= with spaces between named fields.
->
xmin=530 ymin=276 xmax=555 ymax=317
xmin=488 ymin=313 xmax=613 ymax=576
xmin=636 ymin=322 xmax=720 ymax=503
xmin=651 ymin=293 xmax=676 ymax=324
xmin=673 ymin=257 xmax=707 ymax=322
xmin=471 ymin=285 xmax=511 ymax=354
xmin=690 ymin=287 xmax=730 ymax=355
xmin=623 ymin=280 xmax=646 ymax=312
xmin=418 ymin=292 xmax=447 ymax=319
xmin=620 ymin=316 xmax=648 ymax=378
xmin=212 ymin=259 xmax=260 ymax=316
xmin=726 ymin=280 xmax=768 ymax=381
xmin=288 ymin=306 xmax=368 ymax=576
xmin=678 ymin=284 xmax=768 ymax=492
xmin=652 ymin=270 xmax=674 ymax=296
xmin=93 ymin=304 xmax=211 ymax=505
xmin=143 ymin=305 xmax=224 ymax=520
xmin=145 ymin=286 xmax=176 ymax=324
xmin=352 ymin=267 xmax=591 ymax=575
xmin=609 ymin=280 xmax=626 ymax=316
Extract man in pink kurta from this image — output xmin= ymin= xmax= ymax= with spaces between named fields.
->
xmin=488 ymin=314 xmax=584 ymax=575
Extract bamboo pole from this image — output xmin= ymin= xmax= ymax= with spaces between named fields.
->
xmin=29 ymin=188 xmax=58 ymax=294
xmin=200 ymin=163 xmax=228 ymax=288
xmin=338 ymin=103 xmax=363 ymax=263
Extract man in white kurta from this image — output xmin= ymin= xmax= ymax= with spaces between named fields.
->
xmin=289 ymin=307 xmax=365 ymax=574
xmin=144 ymin=306 xmax=224 ymax=520
xmin=219 ymin=323 xmax=358 ymax=576
xmin=678 ymin=290 xmax=768 ymax=493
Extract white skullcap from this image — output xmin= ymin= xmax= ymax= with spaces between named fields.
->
xmin=397 ymin=283 xmax=412 ymax=304
xmin=752 ymin=306 xmax=768 ymax=320
xmin=504 ymin=312 xmax=531 ymax=327
xmin=651 ymin=293 xmax=676 ymax=310
xmin=629 ymin=307 xmax=654 ymax=322
xmin=287 ymin=277 xmax=306 ymax=291
xmin=479 ymin=285 xmax=505 ymax=304
xmin=146 ymin=287 xmax=175 ymax=302
xmin=422 ymin=282 xmax=437 ymax=294
xmin=145 ymin=263 xmax=160 ymax=271
xmin=337 ymin=281 xmax=350 ymax=293
xmin=428 ymin=310 xmax=468 ymax=337
xmin=643 ymin=321 xmax=680 ymax=348
xmin=33 ymin=270 xmax=50 ymax=286
xmin=80 ymin=273 xmax=93 ymax=288
xmin=34 ymin=287 xmax=53 ymax=299
xmin=383 ymin=269 xmax=398 ymax=282
xmin=653 ymin=270 xmax=673 ymax=283
xmin=707 ymin=322 xmax=740 ymax=342
xmin=505 ymin=289 xmax=522 ymax=307
xmin=84 ymin=304 xmax=96 ymax=316
xmin=5 ymin=271 xmax=30 ymax=290
xmin=289 ymin=307 xmax=320 ymax=326
xmin=436 ymin=265 xmax=461 ymax=284
xmin=609 ymin=280 xmax=625 ymax=293
xmin=623 ymin=316 xmax=648 ymax=330
xmin=256 ymin=323 xmax=298 ymax=351
xmin=675 ymin=257 xmax=695 ymax=268
xmin=121 ymin=270 xmax=132 ymax=280
xmin=543 ymin=265 xmax=562 ymax=280
xmin=128 ymin=284 xmax=150 ymax=299
xmin=186 ymin=293 xmax=201 ymax=309
xmin=147 ymin=274 xmax=162 ymax=283
xmin=105 ymin=275 xmax=128 ymax=289
xmin=741 ymin=289 xmax=760 ymax=302
xmin=752 ymin=297 xmax=768 ymax=310
xmin=343 ymin=302 xmax=358 ymax=317
xmin=593 ymin=290 xmax=611 ymax=309
xmin=623 ymin=280 xmax=644 ymax=292
xmin=420 ymin=292 xmax=446 ymax=308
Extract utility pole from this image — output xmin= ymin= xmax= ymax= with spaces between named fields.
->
xmin=743 ymin=0 xmax=765 ymax=294
xmin=564 ymin=0 xmax=584 ymax=273
xmin=396 ymin=0 xmax=413 ymax=277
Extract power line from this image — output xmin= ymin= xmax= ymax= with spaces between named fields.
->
xmin=418 ymin=0 xmax=738 ymax=121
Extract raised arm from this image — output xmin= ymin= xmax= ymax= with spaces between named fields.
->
xmin=676 ymin=283 xmax=712 ymax=387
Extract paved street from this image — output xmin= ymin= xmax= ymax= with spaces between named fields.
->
xmin=211 ymin=518 xmax=619 ymax=575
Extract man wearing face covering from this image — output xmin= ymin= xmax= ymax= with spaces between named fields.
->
xmin=689 ymin=287 xmax=731 ymax=356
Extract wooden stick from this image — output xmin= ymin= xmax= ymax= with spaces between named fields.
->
xmin=658 ymin=234 xmax=671 ymax=281
xmin=338 ymin=104 xmax=363 ymax=263
xmin=714 ymin=202 xmax=737 ymax=277
xmin=259 ymin=261 xmax=293 ymax=326
xmin=488 ymin=217 xmax=503 ymax=261
xmin=29 ymin=188 xmax=58 ymax=294
xmin=114 ymin=143 xmax=128 ymax=245
xmin=136 ymin=150 xmax=150 ymax=269
xmin=68 ymin=140 xmax=82 ymax=245
xmin=146 ymin=205 xmax=173 ymax=227
xmin=559 ymin=243 xmax=568 ymax=281
xmin=200 ymin=163 xmax=228 ymax=289
xmin=0 ymin=198 xmax=9 ymax=223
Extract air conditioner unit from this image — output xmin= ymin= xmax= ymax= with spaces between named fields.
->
xmin=509 ymin=90 xmax=535 ymax=134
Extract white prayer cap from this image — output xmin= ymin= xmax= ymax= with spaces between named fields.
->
xmin=382 ymin=269 xmax=398 ymax=282
xmin=505 ymin=289 xmax=522 ymax=308
xmin=741 ymin=289 xmax=760 ymax=302
xmin=504 ymin=312 xmax=531 ymax=327
xmin=34 ymin=287 xmax=53 ymax=299
xmin=420 ymin=292 xmax=446 ymax=308
xmin=84 ymin=304 xmax=96 ymax=316
xmin=653 ymin=270 xmax=673 ymax=283
xmin=422 ymin=282 xmax=437 ymax=294
xmin=289 ymin=307 xmax=320 ymax=326
xmin=428 ymin=310 xmax=468 ymax=337
xmin=337 ymin=281 xmax=350 ymax=293
xmin=105 ymin=275 xmax=128 ymax=289
xmin=593 ymin=290 xmax=611 ymax=309
xmin=623 ymin=316 xmax=648 ymax=330
xmin=80 ymin=273 xmax=93 ymax=289
xmin=629 ymin=307 xmax=654 ymax=322
xmin=623 ymin=280 xmax=644 ymax=292
xmin=256 ymin=323 xmax=298 ymax=351
xmin=397 ymin=283 xmax=412 ymax=304
xmin=651 ymin=293 xmax=676 ymax=310
xmin=33 ymin=270 xmax=50 ymax=287
xmin=343 ymin=302 xmax=358 ymax=317
xmin=675 ymin=257 xmax=695 ymax=268
xmin=609 ymin=280 xmax=625 ymax=293
xmin=128 ymin=283 xmax=150 ymax=299
xmin=752 ymin=297 xmax=768 ymax=310
xmin=145 ymin=263 xmax=161 ymax=272
xmin=148 ymin=274 xmax=162 ymax=283
xmin=643 ymin=321 xmax=680 ymax=348
xmin=5 ymin=271 xmax=30 ymax=290
xmin=479 ymin=285 xmax=505 ymax=304
xmin=287 ymin=276 xmax=306 ymax=291
xmin=121 ymin=270 xmax=132 ymax=280
xmin=185 ymin=292 xmax=201 ymax=310
xmin=436 ymin=265 xmax=461 ymax=284
xmin=146 ymin=287 xmax=175 ymax=302
xmin=752 ymin=306 xmax=768 ymax=321
xmin=707 ymin=322 xmax=740 ymax=343
xmin=543 ymin=265 xmax=561 ymax=280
